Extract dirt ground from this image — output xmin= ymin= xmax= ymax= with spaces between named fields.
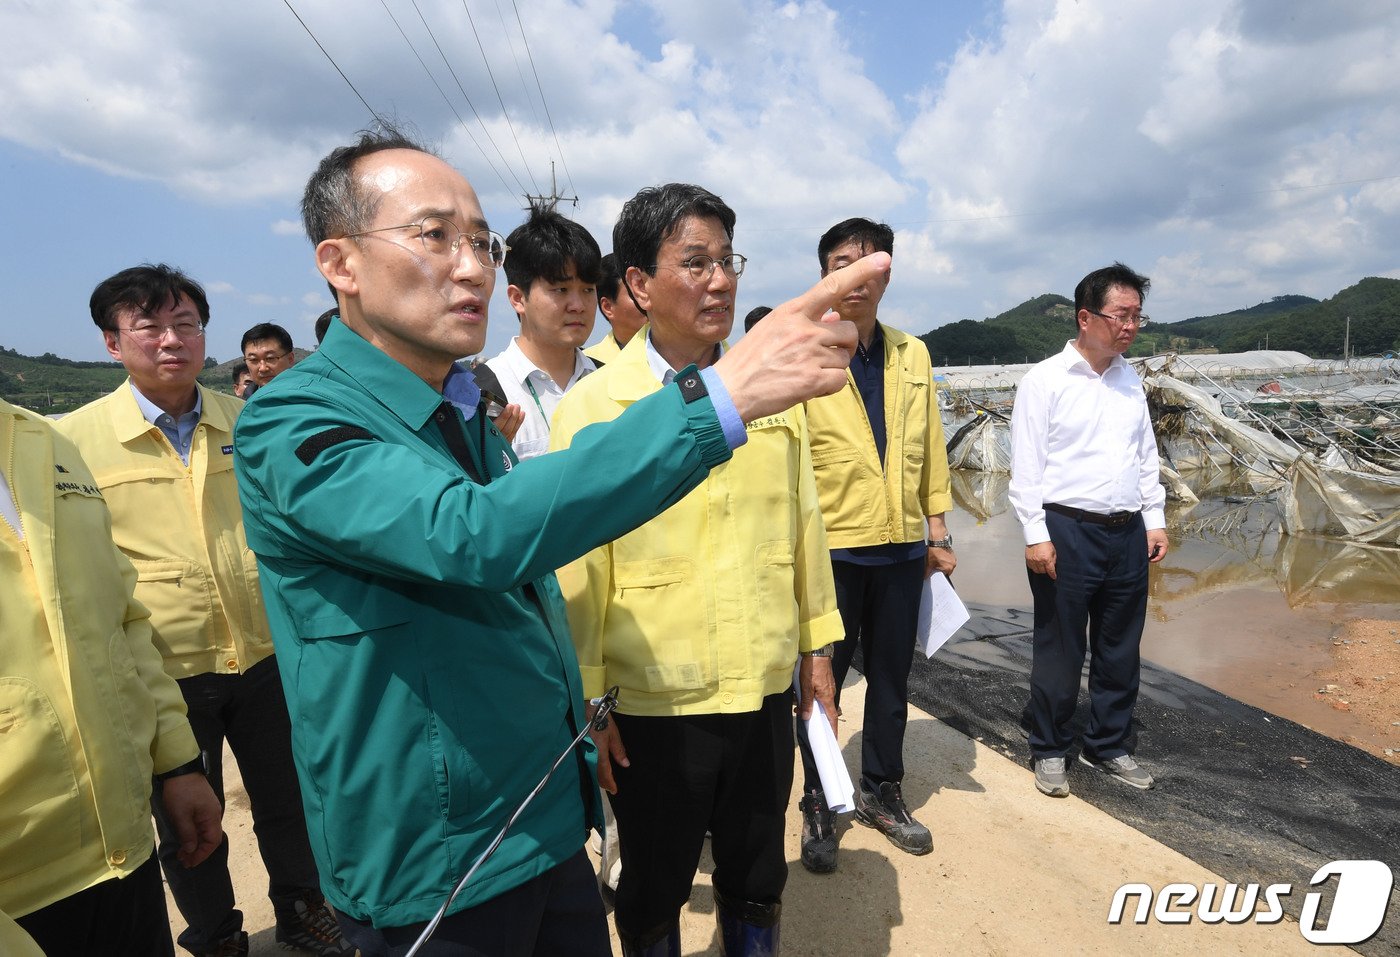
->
xmin=171 ymin=674 xmax=1335 ymax=956
xmin=1311 ymin=617 xmax=1400 ymax=766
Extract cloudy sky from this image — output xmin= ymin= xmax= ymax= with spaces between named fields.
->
xmin=2 ymin=0 xmax=1397 ymax=365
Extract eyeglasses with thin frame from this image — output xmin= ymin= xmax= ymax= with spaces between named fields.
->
xmin=1086 ymin=309 xmax=1150 ymax=328
xmin=244 ymin=349 xmax=291 ymax=366
xmin=345 ymin=216 xmax=510 ymax=269
xmin=658 ymin=254 xmax=748 ymax=283
xmin=118 ymin=321 xmax=207 ymax=343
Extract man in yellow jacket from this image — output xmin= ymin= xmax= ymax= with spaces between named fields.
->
xmin=59 ymin=265 xmax=349 ymax=957
xmin=1 ymin=398 xmax=222 ymax=955
xmin=552 ymin=184 xmax=843 ymax=957
xmin=793 ymin=218 xmax=957 ymax=874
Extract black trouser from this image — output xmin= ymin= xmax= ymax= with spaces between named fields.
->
xmin=796 ymin=557 xmax=924 ymax=794
xmin=17 ymin=852 xmax=174 ymax=957
xmin=1024 ymin=510 xmax=1149 ymax=761
xmin=150 ymin=655 xmax=320 ymax=953
xmin=334 ymin=849 xmax=609 ymax=957
xmin=609 ymin=689 xmax=794 ymax=937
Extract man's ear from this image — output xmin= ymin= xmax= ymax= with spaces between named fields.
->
xmin=317 ymin=239 xmax=358 ymax=297
xmin=506 ymin=284 xmax=529 ymax=320
xmin=102 ymin=330 xmax=123 ymax=363
xmin=624 ymin=267 xmax=652 ymax=315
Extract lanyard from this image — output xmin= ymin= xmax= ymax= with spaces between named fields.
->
xmin=523 ymin=376 xmax=550 ymax=433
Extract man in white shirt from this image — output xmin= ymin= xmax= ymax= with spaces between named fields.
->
xmin=1008 ymin=262 xmax=1169 ymax=799
xmin=481 ymin=205 xmax=601 ymax=461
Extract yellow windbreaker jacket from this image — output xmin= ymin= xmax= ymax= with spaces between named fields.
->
xmin=0 ymin=401 xmax=198 ymax=917
xmin=551 ymin=335 xmax=843 ymax=716
xmin=805 ymin=324 xmax=953 ymax=548
xmin=57 ymin=383 xmax=272 ymax=678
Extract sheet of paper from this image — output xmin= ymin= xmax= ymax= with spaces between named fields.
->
xmin=916 ymin=572 xmax=971 ymax=659
xmin=792 ymin=664 xmax=855 ymax=813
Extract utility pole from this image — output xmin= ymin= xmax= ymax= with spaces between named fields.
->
xmin=523 ymin=161 xmax=578 ymax=211
xmin=1343 ymin=315 xmax=1351 ymax=366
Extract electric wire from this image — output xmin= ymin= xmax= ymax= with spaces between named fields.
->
xmin=281 ymin=0 xmax=380 ymax=121
xmin=403 ymin=0 xmax=530 ymax=197
xmin=377 ymin=0 xmax=520 ymax=198
xmin=457 ymin=0 xmax=541 ymax=195
xmin=511 ymin=0 xmax=577 ymax=199
xmin=494 ymin=0 xmax=546 ymax=134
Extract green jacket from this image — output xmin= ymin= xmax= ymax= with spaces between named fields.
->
xmin=233 ymin=321 xmax=732 ymax=928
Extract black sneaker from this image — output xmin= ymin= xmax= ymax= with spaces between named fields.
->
xmin=798 ymin=788 xmax=838 ymax=873
xmin=274 ymin=892 xmax=354 ymax=955
xmin=853 ymin=781 xmax=932 ymax=856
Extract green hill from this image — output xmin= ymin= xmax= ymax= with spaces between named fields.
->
xmin=918 ymin=278 xmax=1400 ymax=366
xmin=0 ymin=346 xmax=230 ymax=415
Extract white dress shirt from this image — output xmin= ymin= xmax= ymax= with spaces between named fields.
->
xmin=1009 ymin=341 xmax=1166 ymax=545
xmin=0 ymin=469 xmax=21 ymax=540
xmin=484 ymin=338 xmax=596 ymax=461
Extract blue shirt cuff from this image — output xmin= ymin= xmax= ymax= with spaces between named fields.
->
xmin=699 ymin=367 xmax=747 ymax=451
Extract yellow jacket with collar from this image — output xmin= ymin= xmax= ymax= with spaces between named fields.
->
xmin=584 ymin=330 xmax=621 ymax=364
xmin=57 ymin=383 xmax=272 ymax=678
xmin=550 ymin=334 xmax=842 ymax=716
xmin=0 ymin=401 xmax=198 ymax=917
xmin=805 ymin=324 xmax=953 ymax=548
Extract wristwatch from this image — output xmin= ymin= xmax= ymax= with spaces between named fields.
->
xmin=155 ymin=751 xmax=208 ymax=783
xmin=927 ymin=535 xmax=954 ymax=549
xmin=801 ymin=644 xmax=834 ymax=658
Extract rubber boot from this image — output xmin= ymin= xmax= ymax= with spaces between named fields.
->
xmin=618 ymin=921 xmax=681 ymax=957
xmin=713 ymin=887 xmax=781 ymax=957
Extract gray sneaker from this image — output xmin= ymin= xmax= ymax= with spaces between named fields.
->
xmin=1079 ymin=753 xmax=1154 ymax=790
xmin=1033 ymin=757 xmax=1070 ymax=797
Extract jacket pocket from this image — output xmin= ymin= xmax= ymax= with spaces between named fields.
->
xmin=0 ymin=679 xmax=82 ymax=882
xmin=610 ymin=558 xmax=707 ymax=692
xmin=749 ymin=541 xmax=800 ymax=675
xmin=131 ymin=559 xmax=211 ymax=659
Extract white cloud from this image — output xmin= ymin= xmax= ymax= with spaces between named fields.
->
xmin=272 ymin=219 xmax=304 ymax=237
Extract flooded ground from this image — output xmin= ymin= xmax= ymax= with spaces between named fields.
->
xmin=947 ymin=470 xmax=1400 ymax=762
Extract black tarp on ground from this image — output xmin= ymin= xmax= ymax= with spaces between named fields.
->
xmin=873 ymin=602 xmax=1400 ymax=954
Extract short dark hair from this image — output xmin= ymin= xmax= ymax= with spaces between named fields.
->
xmin=818 ymin=218 xmax=894 ymax=273
xmin=88 ymin=263 xmax=210 ymax=332
xmin=597 ymin=253 xmax=624 ymax=303
xmin=743 ymin=306 xmax=772 ymax=333
xmin=314 ymin=307 xmax=338 ymax=344
xmin=232 ymin=360 xmax=250 ymax=385
xmin=301 ymin=123 xmax=434 ymax=246
xmin=503 ymin=204 xmax=602 ymax=295
xmin=1074 ymin=262 xmax=1151 ymax=316
xmin=613 ymin=184 xmax=736 ymax=310
xmin=241 ymin=322 xmax=293 ymax=354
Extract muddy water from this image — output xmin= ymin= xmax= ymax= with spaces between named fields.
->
xmin=947 ymin=470 xmax=1400 ymax=754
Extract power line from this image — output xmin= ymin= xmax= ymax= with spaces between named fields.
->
xmin=404 ymin=0 xmax=532 ymax=196
xmin=511 ymin=0 xmax=576 ymax=200
xmin=457 ymin=0 xmax=540 ymax=196
xmin=493 ymin=0 xmax=546 ymax=135
xmin=282 ymin=0 xmax=379 ymax=121
xmin=377 ymin=0 xmax=521 ymax=197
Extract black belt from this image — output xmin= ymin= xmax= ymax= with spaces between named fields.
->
xmin=1044 ymin=502 xmax=1139 ymax=528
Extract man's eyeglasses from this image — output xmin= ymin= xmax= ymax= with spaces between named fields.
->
xmin=1087 ymin=309 xmax=1150 ymax=328
xmin=119 ymin=322 xmax=206 ymax=343
xmin=660 ymin=254 xmax=748 ymax=282
xmin=244 ymin=350 xmax=291 ymax=366
xmin=345 ymin=216 xmax=509 ymax=269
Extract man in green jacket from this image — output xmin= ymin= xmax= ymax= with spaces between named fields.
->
xmin=233 ymin=125 xmax=886 ymax=955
